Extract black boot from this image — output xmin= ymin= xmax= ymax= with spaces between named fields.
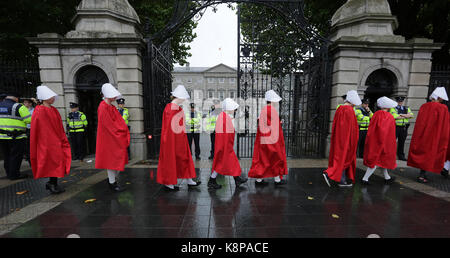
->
xmin=45 ymin=182 xmax=65 ymax=194
xmin=208 ymin=177 xmax=222 ymax=189
xmin=234 ymin=176 xmax=248 ymax=187
xmin=441 ymin=168 xmax=449 ymax=179
xmin=108 ymin=181 xmax=125 ymax=192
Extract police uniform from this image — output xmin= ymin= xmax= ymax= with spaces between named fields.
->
xmin=389 ymin=97 xmax=414 ymax=161
xmin=186 ymin=103 xmax=202 ymax=160
xmin=206 ymin=105 xmax=218 ymax=160
xmin=117 ymin=98 xmax=131 ymax=159
xmin=67 ymin=102 xmax=87 ymax=161
xmin=355 ymin=98 xmax=373 ymax=158
xmin=0 ymin=92 xmax=31 ymax=180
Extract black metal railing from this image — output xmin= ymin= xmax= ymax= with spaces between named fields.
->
xmin=429 ymin=63 xmax=450 ymax=109
xmin=0 ymin=58 xmax=41 ymax=98
xmin=142 ymin=40 xmax=173 ymax=159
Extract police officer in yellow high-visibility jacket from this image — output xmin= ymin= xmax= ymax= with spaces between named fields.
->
xmin=206 ymin=105 xmax=218 ymax=160
xmin=389 ymin=96 xmax=414 ymax=161
xmin=186 ymin=103 xmax=202 ymax=160
xmin=355 ymin=98 xmax=373 ymax=158
xmin=67 ymin=102 xmax=87 ymax=161
xmin=0 ymin=92 xmax=31 ymax=180
xmin=117 ymin=98 xmax=130 ymax=159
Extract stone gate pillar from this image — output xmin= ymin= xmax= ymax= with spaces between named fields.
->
xmin=327 ymin=0 xmax=443 ymax=156
xmin=28 ymin=0 xmax=147 ymax=160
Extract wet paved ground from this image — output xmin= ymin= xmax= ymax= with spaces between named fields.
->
xmin=2 ymin=167 xmax=450 ymax=238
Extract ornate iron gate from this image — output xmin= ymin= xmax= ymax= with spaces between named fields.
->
xmin=429 ymin=63 xmax=450 ymax=109
xmin=236 ymin=4 xmax=332 ymax=158
xmin=145 ymin=0 xmax=332 ymax=159
xmin=0 ymin=58 xmax=41 ymax=98
xmin=142 ymin=39 xmax=173 ymax=159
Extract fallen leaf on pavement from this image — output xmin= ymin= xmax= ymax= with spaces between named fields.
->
xmin=84 ymin=199 xmax=96 ymax=203
xmin=307 ymin=196 xmax=314 ymax=200
xmin=126 ymin=182 xmax=131 ymax=185
xmin=332 ymin=214 xmax=340 ymax=219
xmin=16 ymin=190 xmax=28 ymax=195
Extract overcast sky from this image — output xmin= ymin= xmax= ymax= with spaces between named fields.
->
xmin=175 ymin=4 xmax=238 ymax=68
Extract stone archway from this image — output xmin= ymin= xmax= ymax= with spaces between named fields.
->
xmin=75 ymin=65 xmax=109 ymax=155
xmin=363 ymin=68 xmax=398 ymax=111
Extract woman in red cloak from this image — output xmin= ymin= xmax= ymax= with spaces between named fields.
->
xmin=208 ymin=98 xmax=247 ymax=189
xmin=248 ymin=90 xmax=288 ymax=186
xmin=408 ymin=87 xmax=450 ymax=183
xmin=95 ymin=83 xmax=130 ymax=192
xmin=31 ymin=86 xmax=71 ymax=194
xmin=323 ymin=90 xmax=360 ymax=188
xmin=156 ymin=85 xmax=200 ymax=191
xmin=361 ymin=97 xmax=398 ymax=185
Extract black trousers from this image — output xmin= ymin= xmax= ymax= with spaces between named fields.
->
xmin=24 ymin=129 xmax=31 ymax=163
xmin=396 ymin=126 xmax=408 ymax=159
xmin=187 ymin=133 xmax=200 ymax=158
xmin=0 ymin=139 xmax=25 ymax=179
xmin=69 ymin=132 xmax=85 ymax=160
xmin=358 ymin=130 xmax=368 ymax=158
xmin=210 ymin=132 xmax=215 ymax=158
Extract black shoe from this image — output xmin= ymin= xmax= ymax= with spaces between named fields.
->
xmin=274 ymin=179 xmax=287 ymax=186
xmin=10 ymin=174 xmax=28 ymax=180
xmin=208 ymin=178 xmax=222 ymax=189
xmin=188 ymin=181 xmax=202 ymax=188
xmin=109 ymin=182 xmax=126 ymax=192
xmin=441 ymin=169 xmax=449 ymax=179
xmin=255 ymin=180 xmax=269 ymax=186
xmin=208 ymin=156 xmax=214 ymax=160
xmin=234 ymin=176 xmax=248 ymax=187
xmin=45 ymin=182 xmax=65 ymax=194
xmin=338 ymin=181 xmax=353 ymax=188
xmin=323 ymin=173 xmax=331 ymax=187
xmin=163 ymin=185 xmax=180 ymax=192
xmin=361 ymin=180 xmax=371 ymax=186
xmin=384 ymin=176 xmax=396 ymax=185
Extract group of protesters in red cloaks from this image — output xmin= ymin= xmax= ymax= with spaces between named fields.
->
xmin=29 ymin=82 xmax=450 ymax=195
xmin=323 ymin=87 xmax=450 ymax=188
xmin=30 ymin=83 xmax=130 ymax=194
xmin=156 ymin=85 xmax=288 ymax=191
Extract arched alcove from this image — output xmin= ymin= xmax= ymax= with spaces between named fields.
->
xmin=364 ymin=68 xmax=398 ymax=110
xmin=75 ymin=65 xmax=110 ymax=155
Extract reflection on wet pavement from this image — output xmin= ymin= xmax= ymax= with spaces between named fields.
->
xmin=3 ymin=168 xmax=450 ymax=238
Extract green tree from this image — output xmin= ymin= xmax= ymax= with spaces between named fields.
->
xmin=0 ymin=0 xmax=197 ymax=65
xmin=239 ymin=0 xmax=450 ymax=66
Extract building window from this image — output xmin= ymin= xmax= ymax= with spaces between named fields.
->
xmin=229 ymin=78 xmax=236 ymax=83
xmin=208 ymin=78 xmax=215 ymax=83
xmin=218 ymin=90 xmax=225 ymax=100
xmin=175 ymin=78 xmax=182 ymax=83
xmin=187 ymin=78 xmax=193 ymax=84
xmin=208 ymin=90 xmax=214 ymax=99
xmin=229 ymin=91 xmax=235 ymax=99
xmin=219 ymin=78 xmax=225 ymax=84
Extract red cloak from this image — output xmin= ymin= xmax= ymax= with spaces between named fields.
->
xmin=212 ymin=112 xmax=241 ymax=176
xmin=408 ymin=102 xmax=450 ymax=173
xmin=447 ymin=118 xmax=450 ymax=161
xmin=30 ymin=105 xmax=71 ymax=179
xmin=157 ymin=103 xmax=196 ymax=185
xmin=248 ymin=105 xmax=288 ymax=178
xmin=95 ymin=101 xmax=129 ymax=171
xmin=325 ymin=105 xmax=359 ymax=183
xmin=363 ymin=110 xmax=397 ymax=170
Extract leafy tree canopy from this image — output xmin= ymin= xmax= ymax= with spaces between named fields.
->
xmin=0 ymin=0 xmax=197 ymax=65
